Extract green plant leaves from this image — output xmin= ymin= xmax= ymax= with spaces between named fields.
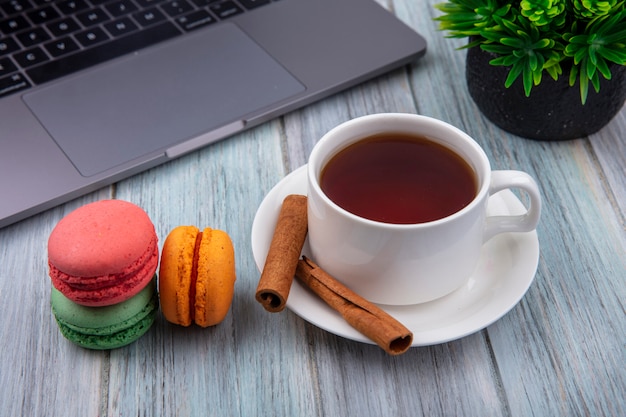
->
xmin=434 ymin=0 xmax=626 ymax=103
xmin=571 ymin=0 xmax=618 ymax=19
xmin=521 ymin=0 xmax=567 ymax=27
xmin=434 ymin=0 xmax=512 ymax=37
xmin=564 ymin=9 xmax=626 ymax=102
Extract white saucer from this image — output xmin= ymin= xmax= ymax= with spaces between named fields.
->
xmin=251 ymin=165 xmax=539 ymax=347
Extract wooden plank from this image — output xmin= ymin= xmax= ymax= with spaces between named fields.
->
xmin=0 ymin=190 xmax=111 ymax=416
xmin=0 ymin=1 xmax=624 ymax=416
xmin=279 ymin=10 xmax=509 ymax=414
xmin=395 ymin=2 xmax=626 ymax=416
xmin=308 ymin=327 xmax=508 ymax=416
xmin=589 ymin=107 xmax=626 ymax=217
xmin=107 ymin=121 xmax=320 ymax=416
xmin=486 ymin=139 xmax=626 ymax=416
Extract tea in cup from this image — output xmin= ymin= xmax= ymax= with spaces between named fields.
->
xmin=306 ymin=113 xmax=541 ymax=305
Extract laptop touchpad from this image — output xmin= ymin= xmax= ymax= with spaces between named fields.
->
xmin=23 ymin=23 xmax=305 ymax=177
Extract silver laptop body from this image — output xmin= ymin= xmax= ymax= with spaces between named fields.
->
xmin=0 ymin=0 xmax=426 ymax=227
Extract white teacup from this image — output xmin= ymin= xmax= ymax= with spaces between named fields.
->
xmin=307 ymin=113 xmax=541 ymax=305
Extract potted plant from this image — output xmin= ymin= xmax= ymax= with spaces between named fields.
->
xmin=434 ymin=0 xmax=626 ymax=140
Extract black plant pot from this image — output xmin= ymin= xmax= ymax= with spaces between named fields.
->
xmin=466 ymin=45 xmax=626 ymax=141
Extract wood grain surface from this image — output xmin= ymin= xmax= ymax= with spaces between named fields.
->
xmin=0 ymin=1 xmax=624 ymax=416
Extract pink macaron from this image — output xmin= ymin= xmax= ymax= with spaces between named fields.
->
xmin=48 ymin=200 xmax=158 ymax=307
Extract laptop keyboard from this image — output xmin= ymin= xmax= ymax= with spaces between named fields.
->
xmin=0 ymin=0 xmax=276 ymax=98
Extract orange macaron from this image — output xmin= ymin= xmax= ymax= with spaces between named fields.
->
xmin=159 ymin=226 xmax=236 ymax=327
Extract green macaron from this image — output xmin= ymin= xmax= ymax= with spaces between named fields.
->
xmin=50 ymin=277 xmax=158 ymax=350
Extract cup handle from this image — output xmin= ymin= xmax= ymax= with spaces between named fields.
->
xmin=483 ymin=170 xmax=541 ymax=242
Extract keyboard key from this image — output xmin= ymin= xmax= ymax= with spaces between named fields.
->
xmin=161 ymin=0 xmax=193 ymax=17
xmin=47 ymin=17 xmax=81 ymax=37
xmin=31 ymin=0 xmax=55 ymax=6
xmin=238 ymin=0 xmax=270 ymax=9
xmin=0 ymin=56 xmax=17 ymax=76
xmin=57 ymin=0 xmax=89 ymax=15
xmin=208 ymin=1 xmax=243 ymax=19
xmin=76 ymin=8 xmax=109 ymax=26
xmin=26 ymin=22 xmax=181 ymax=84
xmin=75 ymin=26 xmax=110 ymax=47
xmin=133 ymin=7 xmax=166 ymax=27
xmin=1 ymin=0 xmax=34 ymax=15
xmin=44 ymin=36 xmax=79 ymax=57
xmin=135 ymin=0 xmax=167 ymax=6
xmin=190 ymin=0 xmax=218 ymax=6
xmin=105 ymin=0 xmax=138 ymax=17
xmin=27 ymin=5 xmax=60 ymax=24
xmin=16 ymin=27 xmax=51 ymax=46
xmin=0 ymin=36 xmax=20 ymax=55
xmin=0 ymin=15 xmax=29 ymax=34
xmin=13 ymin=46 xmax=49 ymax=67
xmin=176 ymin=9 xmax=215 ymax=31
xmin=0 ymin=72 xmax=31 ymax=98
xmin=104 ymin=17 xmax=138 ymax=37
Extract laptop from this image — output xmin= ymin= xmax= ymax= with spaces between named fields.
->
xmin=0 ymin=0 xmax=427 ymax=228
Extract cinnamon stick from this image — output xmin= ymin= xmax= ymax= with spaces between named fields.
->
xmin=295 ymin=257 xmax=413 ymax=355
xmin=255 ymin=194 xmax=308 ymax=312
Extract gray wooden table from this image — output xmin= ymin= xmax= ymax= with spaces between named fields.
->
xmin=1 ymin=1 xmax=624 ymax=416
